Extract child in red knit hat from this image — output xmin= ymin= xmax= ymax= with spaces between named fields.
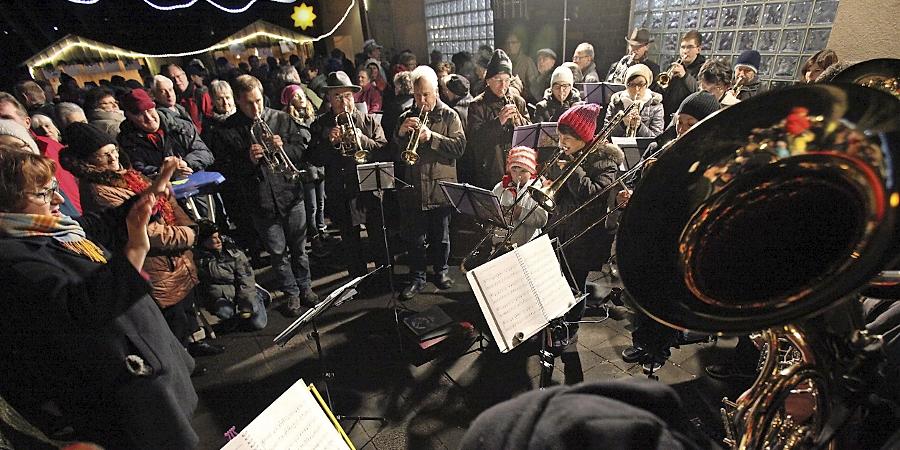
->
xmin=491 ymin=146 xmax=549 ymax=248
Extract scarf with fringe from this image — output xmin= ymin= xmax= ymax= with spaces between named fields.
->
xmin=0 ymin=213 xmax=107 ymax=264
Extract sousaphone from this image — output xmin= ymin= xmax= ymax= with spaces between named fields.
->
xmin=616 ymin=83 xmax=900 ymax=448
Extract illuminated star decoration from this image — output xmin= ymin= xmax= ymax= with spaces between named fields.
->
xmin=291 ymin=3 xmax=316 ymax=30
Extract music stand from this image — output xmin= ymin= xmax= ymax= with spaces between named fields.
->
xmin=356 ymin=162 xmax=410 ymax=295
xmin=438 ymin=181 xmax=507 ymax=229
xmin=274 ymin=267 xmax=388 ymax=428
xmin=512 ymin=122 xmax=559 ymax=149
xmin=574 ymin=82 xmax=626 ymax=107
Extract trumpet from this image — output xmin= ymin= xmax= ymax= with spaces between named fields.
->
xmin=503 ymin=94 xmax=527 ymax=128
xmin=335 ymin=107 xmax=369 ymax=164
xmin=528 ymin=102 xmax=636 ymax=212
xmin=250 ymin=114 xmax=304 ymax=181
xmin=728 ymin=75 xmax=746 ymax=99
xmin=625 ymin=101 xmax=645 ymax=137
xmin=402 ymin=105 xmax=430 ymax=165
xmin=656 ymin=58 xmax=682 ymax=89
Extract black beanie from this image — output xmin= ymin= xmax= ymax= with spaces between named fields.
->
xmin=485 ymin=49 xmax=513 ymax=80
xmin=196 ymin=219 xmax=219 ymax=244
xmin=676 ymin=91 xmax=721 ymax=121
xmin=62 ymin=122 xmax=117 ymax=159
xmin=445 ymin=74 xmax=470 ymax=97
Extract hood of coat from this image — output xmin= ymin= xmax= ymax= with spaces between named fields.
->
xmin=611 ymin=89 xmax=662 ymax=107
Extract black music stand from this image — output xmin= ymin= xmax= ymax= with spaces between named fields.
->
xmin=357 ymin=162 xmax=410 ymax=297
xmin=574 ymin=82 xmax=626 ymax=107
xmin=274 ymin=268 xmax=389 ymax=429
xmin=513 ymin=122 xmax=560 ymax=149
xmin=438 ymin=181 xmax=507 ymax=229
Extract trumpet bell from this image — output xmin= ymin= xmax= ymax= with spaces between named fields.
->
xmin=527 ymin=185 xmax=557 ymax=212
xmin=616 ymin=84 xmax=900 ymax=334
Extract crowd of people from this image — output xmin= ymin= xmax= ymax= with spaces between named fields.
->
xmin=0 ymin=24 xmax=864 ymax=447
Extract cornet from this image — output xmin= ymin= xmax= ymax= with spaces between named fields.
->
xmin=250 ymin=114 xmax=304 ymax=181
xmin=335 ymin=106 xmax=369 ymax=164
xmin=625 ymin=101 xmax=645 ymax=137
xmin=503 ymin=94 xmax=526 ymax=128
xmin=402 ymin=105 xmax=430 ymax=165
xmin=656 ymin=58 xmax=682 ymax=89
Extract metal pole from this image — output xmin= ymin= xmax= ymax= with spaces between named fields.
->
xmin=562 ymin=0 xmax=569 ymax=59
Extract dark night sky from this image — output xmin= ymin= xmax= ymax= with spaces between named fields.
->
xmin=0 ymin=0 xmax=323 ymax=88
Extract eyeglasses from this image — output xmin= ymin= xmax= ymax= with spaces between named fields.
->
xmin=27 ymin=179 xmax=60 ymax=205
xmin=627 ymin=81 xmax=648 ymax=88
xmin=552 ymin=83 xmax=572 ymax=89
xmin=680 ymin=44 xmax=698 ymax=50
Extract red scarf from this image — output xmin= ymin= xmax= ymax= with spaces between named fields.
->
xmin=122 ymin=169 xmax=176 ymax=225
xmin=146 ymin=128 xmax=166 ymax=149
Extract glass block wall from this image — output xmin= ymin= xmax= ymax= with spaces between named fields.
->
xmin=631 ymin=0 xmax=840 ymax=89
xmin=425 ymin=0 xmax=495 ymax=57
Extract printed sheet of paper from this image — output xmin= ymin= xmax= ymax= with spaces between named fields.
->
xmin=221 ymin=379 xmax=351 ymax=450
xmin=466 ymin=235 xmax=576 ymax=352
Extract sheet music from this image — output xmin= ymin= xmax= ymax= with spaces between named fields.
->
xmin=221 ymin=379 xmax=351 ymax=450
xmin=466 ymin=235 xmax=576 ymax=352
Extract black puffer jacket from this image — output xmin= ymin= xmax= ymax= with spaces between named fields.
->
xmin=533 ymin=87 xmax=582 ymax=123
xmin=464 ymin=89 xmax=531 ymax=189
xmin=118 ymin=108 xmax=214 ymax=177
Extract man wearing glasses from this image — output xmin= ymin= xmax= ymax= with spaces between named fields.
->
xmin=572 ymin=42 xmax=601 ymax=83
xmin=660 ymin=30 xmax=707 ymax=127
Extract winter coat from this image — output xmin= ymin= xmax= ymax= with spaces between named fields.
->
xmin=510 ymin=53 xmax=540 ymax=102
xmin=491 ymin=178 xmax=549 ymax=246
xmin=529 ymin=70 xmax=553 ymax=105
xmin=607 ymin=58 xmax=661 ymax=88
xmin=0 ymin=203 xmax=198 ymax=449
xmin=533 ymin=88 xmax=583 ymax=123
xmin=179 ymin=84 xmax=214 ymax=135
xmin=309 ymin=108 xmax=388 ymax=226
xmin=204 ymin=107 xmax=311 ymax=219
xmin=548 ymin=143 xmax=623 ymax=271
xmin=62 ymin=157 xmax=199 ymax=308
xmin=661 ymin=54 xmax=706 ymax=126
xmin=86 ymin=108 xmax=126 ymax=142
xmin=736 ymin=77 xmax=765 ymax=101
xmin=355 ymin=82 xmax=383 ymax=112
xmin=393 ymin=101 xmax=466 ymax=210
xmin=464 ymin=89 xmax=531 ymax=189
xmin=196 ymin=238 xmax=256 ymax=307
xmin=118 ymin=108 xmax=215 ymax=177
xmin=34 ymin=133 xmax=82 ymax=217
xmin=582 ymin=62 xmax=601 ymax=83
xmin=604 ymin=90 xmax=665 ymax=138
xmin=449 ymin=94 xmax=474 ymax=131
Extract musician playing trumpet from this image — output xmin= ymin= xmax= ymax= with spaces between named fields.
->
xmin=606 ymin=28 xmax=660 ymax=88
xmin=731 ymin=50 xmax=765 ymax=101
xmin=660 ymin=30 xmax=707 ymax=127
xmin=464 ymin=49 xmax=531 ymax=189
xmin=204 ymin=75 xmax=318 ymax=315
xmin=604 ymin=64 xmax=664 ymax=138
xmin=394 ymin=66 xmax=466 ymax=300
xmin=309 ymin=71 xmax=388 ymax=285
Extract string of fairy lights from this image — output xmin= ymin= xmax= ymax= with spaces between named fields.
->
xmin=31 ymin=0 xmax=352 ymax=73
xmin=66 ymin=0 xmax=297 ymax=14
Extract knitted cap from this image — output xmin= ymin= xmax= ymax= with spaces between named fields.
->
xmin=536 ymin=48 xmax=558 ymax=61
xmin=676 ymin=91 xmax=721 ymax=121
xmin=506 ymin=146 xmax=538 ymax=175
xmin=485 ymin=49 xmax=513 ymax=80
xmin=280 ymin=84 xmax=303 ymax=107
xmin=558 ymin=103 xmax=601 ymax=143
xmin=120 ymin=88 xmax=155 ymax=115
xmin=0 ymin=119 xmax=39 ymax=154
xmin=443 ymin=74 xmax=470 ymax=97
xmin=551 ymin=65 xmax=574 ymax=86
xmin=62 ymin=122 xmax=117 ymax=159
xmin=196 ymin=219 xmax=219 ymax=243
xmin=625 ymin=64 xmax=653 ymax=84
xmin=735 ymin=50 xmax=761 ymax=73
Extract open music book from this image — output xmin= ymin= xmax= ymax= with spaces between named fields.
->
xmin=466 ymin=235 xmax=577 ymax=353
xmin=220 ymin=378 xmax=354 ymax=450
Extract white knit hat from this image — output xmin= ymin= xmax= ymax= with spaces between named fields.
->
xmin=625 ymin=64 xmax=653 ymax=85
xmin=550 ymin=65 xmax=574 ymax=86
xmin=0 ymin=119 xmax=39 ymax=154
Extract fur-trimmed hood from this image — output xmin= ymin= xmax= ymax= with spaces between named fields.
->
xmin=610 ymin=89 xmax=662 ymax=107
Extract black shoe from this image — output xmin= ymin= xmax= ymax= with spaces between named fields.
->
xmin=299 ymin=288 xmax=319 ymax=306
xmin=435 ymin=273 xmax=454 ymax=290
xmin=400 ymin=281 xmax=426 ymax=300
xmin=705 ymin=364 xmax=757 ymax=381
xmin=622 ymin=345 xmax=648 ymax=364
xmin=284 ymin=296 xmax=305 ymax=317
xmin=191 ymin=365 xmax=208 ymax=377
xmin=188 ymin=340 xmax=225 ymax=357
xmin=642 ymin=355 xmax=667 ymax=373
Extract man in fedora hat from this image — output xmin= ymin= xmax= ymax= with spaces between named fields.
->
xmin=607 ymin=28 xmax=661 ymax=88
xmin=308 ymin=71 xmax=389 ymax=289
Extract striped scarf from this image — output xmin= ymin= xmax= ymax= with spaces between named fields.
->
xmin=0 ymin=213 xmax=108 ymax=264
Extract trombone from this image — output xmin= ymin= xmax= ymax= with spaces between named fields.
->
xmin=335 ymin=106 xmax=370 ymax=164
xmin=250 ymin=113 xmax=304 ymax=181
xmin=656 ymin=58 xmax=682 ymax=89
xmin=402 ymin=105 xmax=430 ymax=165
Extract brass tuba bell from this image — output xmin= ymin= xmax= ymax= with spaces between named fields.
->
xmin=616 ymin=84 xmax=900 ymax=449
